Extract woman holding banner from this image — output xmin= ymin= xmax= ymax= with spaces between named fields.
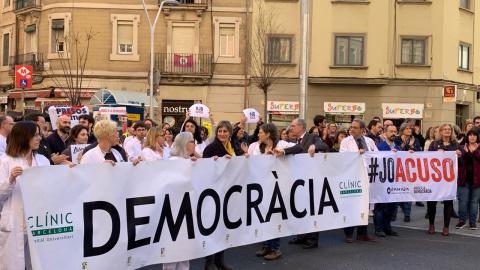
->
xmin=142 ymin=127 xmax=170 ymax=161
xmin=0 ymin=121 xmax=50 ymax=270
xmin=202 ymin=121 xmax=236 ymax=270
xmin=248 ymin=123 xmax=294 ymax=260
xmin=61 ymin=124 xmax=89 ymax=163
xmin=162 ymin=132 xmax=196 ymax=270
xmin=81 ymin=120 xmax=130 ymax=165
xmin=427 ymin=123 xmax=461 ymax=236
xmin=456 ymin=129 xmax=480 ymax=230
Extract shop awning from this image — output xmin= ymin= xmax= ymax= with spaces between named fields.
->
xmin=89 ymin=89 xmax=158 ymax=108
xmin=8 ymin=89 xmax=52 ymax=99
xmin=54 ymin=89 xmax=97 ymax=98
xmin=35 ymin=97 xmax=71 ymax=107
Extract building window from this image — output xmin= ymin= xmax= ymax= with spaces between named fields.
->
xmin=117 ymin=21 xmax=133 ymax=54
xmin=219 ymin=24 xmax=234 ymax=57
xmin=110 ymin=14 xmax=140 ymax=61
xmin=460 ymin=0 xmax=471 ymax=9
xmin=4 ymin=0 xmax=10 ymax=7
xmin=2 ymin=33 xmax=9 ymax=66
xmin=459 ymin=44 xmax=470 ymax=70
xmin=213 ymin=17 xmax=241 ymax=64
xmin=268 ymin=36 xmax=292 ymax=63
xmin=51 ymin=19 xmax=65 ymax=53
xmin=48 ymin=13 xmax=71 ymax=59
xmin=334 ymin=36 xmax=364 ymax=66
xmin=401 ymin=38 xmax=425 ymax=65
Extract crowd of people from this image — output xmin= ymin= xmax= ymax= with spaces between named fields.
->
xmin=0 ymin=110 xmax=479 ymax=270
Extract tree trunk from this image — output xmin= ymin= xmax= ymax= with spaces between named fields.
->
xmin=264 ymin=90 xmax=268 ymax=123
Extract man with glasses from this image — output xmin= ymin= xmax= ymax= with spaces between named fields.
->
xmin=125 ymin=121 xmax=147 ymax=163
xmin=0 ymin=115 xmax=13 ymax=157
xmin=340 ymin=118 xmax=378 ymax=243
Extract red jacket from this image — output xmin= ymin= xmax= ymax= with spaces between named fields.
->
xmin=458 ymin=144 xmax=480 ymax=187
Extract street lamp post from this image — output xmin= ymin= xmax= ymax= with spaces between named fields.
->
xmin=142 ymin=0 xmax=179 ymax=121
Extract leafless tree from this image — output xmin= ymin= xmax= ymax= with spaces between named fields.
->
xmin=248 ymin=0 xmax=292 ymax=118
xmin=47 ymin=28 xmax=98 ymax=106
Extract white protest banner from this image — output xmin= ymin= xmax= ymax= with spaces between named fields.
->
xmin=243 ymin=108 xmax=260 ymax=123
xmin=98 ymin=107 xmax=127 ymax=115
xmin=363 ymin=151 xmax=457 ymax=203
xmin=48 ymin=106 xmax=89 ymax=130
xmin=189 ymin=104 xmax=209 ymax=118
xmin=20 ymin=153 xmax=368 ymax=269
xmin=70 ymin=144 xmax=89 ymax=164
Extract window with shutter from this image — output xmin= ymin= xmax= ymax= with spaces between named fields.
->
xmin=2 ymin=33 xmax=9 ymax=66
xmin=219 ymin=24 xmax=235 ymax=57
xmin=117 ymin=21 xmax=133 ymax=54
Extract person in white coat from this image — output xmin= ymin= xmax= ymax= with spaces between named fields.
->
xmin=141 ymin=127 xmax=170 ymax=161
xmin=339 ymin=118 xmax=378 ymax=244
xmin=0 ymin=121 xmax=50 ymax=270
xmin=81 ymin=120 xmax=134 ymax=166
xmin=162 ymin=132 xmax=196 ymax=270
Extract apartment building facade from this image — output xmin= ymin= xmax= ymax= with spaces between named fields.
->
xmin=0 ymin=0 xmax=249 ymax=125
xmin=250 ymin=0 xmax=480 ymax=131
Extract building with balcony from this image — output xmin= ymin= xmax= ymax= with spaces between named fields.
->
xmin=249 ymin=0 xmax=480 ymax=131
xmin=0 ymin=0 xmax=249 ymax=125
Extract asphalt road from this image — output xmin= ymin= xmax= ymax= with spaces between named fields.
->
xmin=143 ymin=202 xmax=480 ymax=270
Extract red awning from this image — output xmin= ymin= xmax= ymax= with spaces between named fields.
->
xmin=8 ymin=90 xmax=52 ymax=98
xmin=54 ymin=90 xmax=97 ymax=98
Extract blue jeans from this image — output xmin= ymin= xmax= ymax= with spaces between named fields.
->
xmin=392 ymin=202 xmax=411 ymax=216
xmin=374 ymin=203 xmax=395 ymax=232
xmin=266 ymin=238 xmax=280 ymax=251
xmin=457 ymin=183 xmax=480 ymax=224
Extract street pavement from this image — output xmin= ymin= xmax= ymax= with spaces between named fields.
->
xmin=144 ymin=201 xmax=480 ymax=270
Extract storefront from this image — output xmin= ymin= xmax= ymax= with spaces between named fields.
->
xmin=161 ymin=100 xmax=195 ymax=127
xmin=89 ymin=89 xmax=158 ymax=123
xmin=382 ymin=103 xmax=423 ymax=128
xmin=267 ymin=101 xmax=299 ymax=128
xmin=324 ymin=102 xmax=365 ymax=129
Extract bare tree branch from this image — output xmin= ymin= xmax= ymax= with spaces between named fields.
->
xmin=248 ymin=0 xmax=293 ymax=118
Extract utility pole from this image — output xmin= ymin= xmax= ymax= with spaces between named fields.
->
xmin=299 ymin=0 xmax=309 ymax=119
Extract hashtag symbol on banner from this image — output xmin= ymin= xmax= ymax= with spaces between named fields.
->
xmin=368 ymin=158 xmax=379 ymax=183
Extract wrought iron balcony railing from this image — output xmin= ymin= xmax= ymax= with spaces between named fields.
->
xmin=9 ymin=53 xmax=44 ymax=74
xmin=170 ymin=0 xmax=207 ymax=5
xmin=155 ymin=53 xmax=212 ymax=75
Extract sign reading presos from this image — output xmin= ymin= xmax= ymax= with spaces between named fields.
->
xmin=243 ymin=108 xmax=260 ymax=123
xmin=382 ymin=103 xmax=423 ymax=119
xmin=20 ymin=153 xmax=369 ymax=269
xmin=15 ymin=65 xmax=32 ymax=88
xmin=363 ymin=151 xmax=457 ymax=203
xmin=324 ymin=102 xmax=365 ymax=114
xmin=98 ymin=107 xmax=127 ymax=115
xmin=48 ymin=106 xmax=89 ymax=130
xmin=267 ymin=101 xmax=299 ymax=113
xmin=189 ymin=104 xmax=210 ymax=118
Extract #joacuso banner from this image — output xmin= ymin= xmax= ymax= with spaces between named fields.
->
xmin=19 ymin=153 xmax=369 ymax=270
xmin=363 ymin=151 xmax=457 ymax=203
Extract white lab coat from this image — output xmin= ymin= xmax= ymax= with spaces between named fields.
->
xmin=0 ymin=154 xmax=50 ymax=270
xmin=339 ymin=135 xmax=378 ymax=152
xmin=80 ymin=145 xmax=124 ymax=164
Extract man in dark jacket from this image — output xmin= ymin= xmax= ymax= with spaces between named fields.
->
xmin=46 ymin=115 xmax=71 ymax=155
xmin=25 ymin=113 xmax=67 ymax=165
xmin=274 ymin=118 xmax=327 ymax=249
xmin=79 ymin=114 xmax=97 ymax=144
